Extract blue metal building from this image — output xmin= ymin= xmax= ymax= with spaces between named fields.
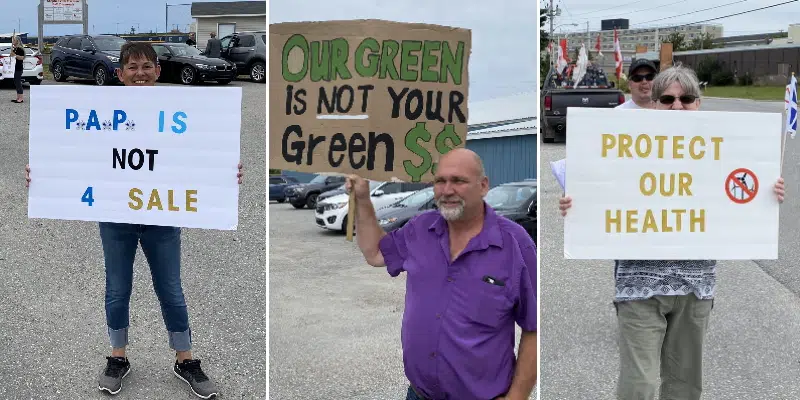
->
xmin=465 ymin=91 xmax=537 ymax=187
xmin=275 ymin=91 xmax=538 ymax=187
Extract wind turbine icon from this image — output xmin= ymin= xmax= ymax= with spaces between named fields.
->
xmin=731 ymin=171 xmax=753 ymax=200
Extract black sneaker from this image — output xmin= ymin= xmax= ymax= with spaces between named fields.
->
xmin=173 ymin=359 xmax=218 ymax=399
xmin=98 ymin=356 xmax=131 ymax=395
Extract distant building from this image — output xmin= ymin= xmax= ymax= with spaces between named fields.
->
xmin=466 ymin=92 xmax=537 ymax=187
xmin=550 ymin=21 xmax=723 ymax=74
xmin=673 ymin=43 xmax=800 ymax=85
xmin=190 ymin=1 xmax=266 ymax=49
xmin=711 ymin=32 xmax=789 ymax=48
xmin=0 ymin=32 xmax=29 ymax=44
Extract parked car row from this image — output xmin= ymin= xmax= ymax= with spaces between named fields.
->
xmin=47 ymin=30 xmax=265 ymax=86
xmin=271 ymin=173 xmax=538 ymax=243
xmin=315 ymin=181 xmax=432 ymax=232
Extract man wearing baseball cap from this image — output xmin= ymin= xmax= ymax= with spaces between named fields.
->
xmin=617 ymin=58 xmax=658 ymax=109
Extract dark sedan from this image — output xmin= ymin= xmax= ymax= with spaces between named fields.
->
xmin=485 ymin=180 xmax=537 ymax=242
xmin=377 ymin=187 xmax=436 ymax=232
xmin=151 ymin=43 xmax=236 ymax=85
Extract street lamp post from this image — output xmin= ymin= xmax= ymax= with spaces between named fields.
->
xmin=165 ymin=3 xmax=192 ymax=33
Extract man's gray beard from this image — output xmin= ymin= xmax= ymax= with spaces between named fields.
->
xmin=437 ymin=199 xmax=465 ymax=221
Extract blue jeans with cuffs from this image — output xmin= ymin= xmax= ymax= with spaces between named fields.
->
xmin=99 ymin=222 xmax=191 ymax=351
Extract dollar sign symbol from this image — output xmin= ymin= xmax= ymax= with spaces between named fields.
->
xmin=402 ymin=122 xmax=433 ymax=182
xmin=435 ymin=124 xmax=462 ymax=154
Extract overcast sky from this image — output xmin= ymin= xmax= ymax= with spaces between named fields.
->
xmin=270 ymin=0 xmax=539 ymax=102
xmin=544 ymin=0 xmax=800 ymax=36
xmin=0 ymin=0 xmax=221 ymax=37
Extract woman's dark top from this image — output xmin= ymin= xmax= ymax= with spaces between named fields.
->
xmin=13 ymin=47 xmax=24 ymax=69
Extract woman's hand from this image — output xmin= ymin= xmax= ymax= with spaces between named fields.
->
xmin=774 ymin=177 xmax=785 ymax=203
xmin=559 ymin=195 xmax=572 ymax=217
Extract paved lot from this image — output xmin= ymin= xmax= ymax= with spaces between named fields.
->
xmin=269 ymin=203 xmax=537 ymax=400
xmin=0 ymin=79 xmax=266 ymax=399
xmin=539 ymin=98 xmax=800 ymax=399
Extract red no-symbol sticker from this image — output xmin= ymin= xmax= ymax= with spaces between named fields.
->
xmin=725 ymin=168 xmax=759 ymax=204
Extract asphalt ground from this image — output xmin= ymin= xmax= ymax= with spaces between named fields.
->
xmin=0 ymin=78 xmax=266 ymax=399
xmin=539 ymin=98 xmax=800 ymax=399
xmin=268 ymin=203 xmax=538 ymax=400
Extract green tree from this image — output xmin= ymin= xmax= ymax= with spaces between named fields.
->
xmin=686 ymin=32 xmax=715 ymax=50
xmin=662 ymin=32 xmax=688 ymax=52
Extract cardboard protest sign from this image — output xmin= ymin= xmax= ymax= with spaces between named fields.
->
xmin=28 ymin=86 xmax=242 ymax=230
xmin=269 ymin=19 xmax=471 ymax=182
xmin=564 ymin=107 xmax=781 ymax=260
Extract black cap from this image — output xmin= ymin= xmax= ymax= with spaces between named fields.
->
xmin=628 ymin=58 xmax=657 ymax=75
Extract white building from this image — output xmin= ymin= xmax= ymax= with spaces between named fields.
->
xmin=191 ymin=1 xmax=266 ymax=49
xmin=550 ymin=23 xmax=723 ymax=72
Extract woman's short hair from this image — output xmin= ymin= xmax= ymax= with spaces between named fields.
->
xmin=650 ymin=63 xmax=701 ymax=101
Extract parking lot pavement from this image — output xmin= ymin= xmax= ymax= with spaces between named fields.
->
xmin=0 ymin=80 xmax=265 ymax=399
xmin=539 ymin=98 xmax=800 ymax=399
xmin=268 ymin=202 xmax=538 ymax=400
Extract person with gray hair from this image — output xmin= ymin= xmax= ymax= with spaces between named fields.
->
xmin=558 ymin=63 xmax=786 ymax=400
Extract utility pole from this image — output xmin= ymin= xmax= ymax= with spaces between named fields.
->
xmin=587 ymin=22 xmax=591 ymax=45
xmin=549 ymin=0 xmax=554 ymax=68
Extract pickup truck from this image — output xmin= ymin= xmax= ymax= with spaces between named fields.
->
xmin=540 ymin=66 xmax=625 ymax=143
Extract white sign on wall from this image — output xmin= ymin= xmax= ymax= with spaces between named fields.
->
xmin=28 ymin=86 xmax=242 ymax=230
xmin=564 ymin=107 xmax=782 ymax=260
xmin=44 ymin=0 xmax=83 ymax=22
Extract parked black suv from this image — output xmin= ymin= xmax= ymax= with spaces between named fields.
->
xmin=50 ymin=35 xmax=128 ymax=85
xmin=284 ymin=175 xmax=346 ymax=209
xmin=219 ymin=31 xmax=265 ymax=83
xmin=485 ymin=179 xmax=537 ymax=243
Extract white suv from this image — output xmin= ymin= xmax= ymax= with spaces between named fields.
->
xmin=315 ymin=181 xmax=432 ymax=232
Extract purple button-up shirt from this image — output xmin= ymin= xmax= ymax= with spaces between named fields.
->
xmin=378 ymin=203 xmax=537 ymax=400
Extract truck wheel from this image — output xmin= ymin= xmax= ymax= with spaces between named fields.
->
xmin=291 ymin=203 xmax=305 ymax=209
xmin=306 ymin=193 xmax=319 ymax=209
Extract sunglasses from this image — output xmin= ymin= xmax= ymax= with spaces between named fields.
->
xmin=658 ymin=94 xmax=698 ymax=105
xmin=630 ymin=73 xmax=655 ymax=83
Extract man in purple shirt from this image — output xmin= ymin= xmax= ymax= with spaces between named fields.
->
xmin=347 ymin=148 xmax=538 ymax=400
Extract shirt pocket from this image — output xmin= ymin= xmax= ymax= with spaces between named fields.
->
xmin=461 ymin=277 xmax=512 ymax=329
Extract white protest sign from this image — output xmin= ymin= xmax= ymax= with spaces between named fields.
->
xmin=564 ymin=107 xmax=782 ymax=260
xmin=28 ymin=86 xmax=242 ymax=230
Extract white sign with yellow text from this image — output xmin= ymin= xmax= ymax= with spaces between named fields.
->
xmin=28 ymin=86 xmax=242 ymax=230
xmin=564 ymin=107 xmax=782 ymax=260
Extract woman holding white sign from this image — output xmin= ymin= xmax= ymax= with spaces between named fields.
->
xmin=559 ymin=64 xmax=786 ymax=400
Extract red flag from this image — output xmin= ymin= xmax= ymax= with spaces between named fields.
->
xmin=613 ymin=28 xmax=623 ymax=79
xmin=595 ymin=33 xmax=603 ymax=57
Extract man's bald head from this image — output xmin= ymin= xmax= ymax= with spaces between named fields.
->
xmin=438 ymin=148 xmax=486 ymax=180
xmin=433 ymin=148 xmax=489 ymax=222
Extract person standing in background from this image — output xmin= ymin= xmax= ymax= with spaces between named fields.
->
xmin=186 ymin=32 xmax=196 ymax=46
xmin=204 ymin=32 xmax=222 ymax=58
xmin=617 ymin=59 xmax=658 ymax=109
xmin=10 ymin=35 xmax=25 ymax=104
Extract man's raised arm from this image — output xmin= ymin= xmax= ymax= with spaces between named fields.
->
xmin=346 ymin=175 xmax=386 ymax=267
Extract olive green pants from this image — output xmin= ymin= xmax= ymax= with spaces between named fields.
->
xmin=616 ymin=294 xmax=713 ymax=400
